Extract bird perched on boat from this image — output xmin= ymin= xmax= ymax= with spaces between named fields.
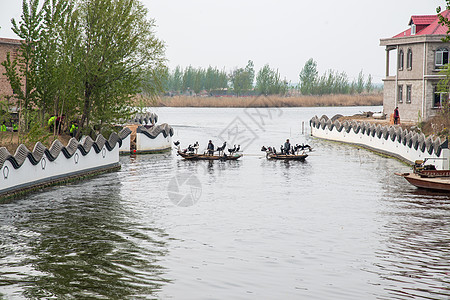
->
xmin=293 ymin=143 xmax=312 ymax=153
xmin=236 ymin=145 xmax=240 ymax=152
xmin=193 ymin=141 xmax=199 ymax=153
xmin=187 ymin=144 xmax=195 ymax=152
xmin=228 ymin=145 xmax=237 ymax=155
xmin=216 ymin=141 xmax=227 ymax=155
xmin=174 ymin=140 xmax=181 ymax=151
xmin=300 ymin=143 xmax=313 ymax=151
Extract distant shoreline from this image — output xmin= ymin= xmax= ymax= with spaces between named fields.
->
xmin=154 ymin=94 xmax=383 ymax=108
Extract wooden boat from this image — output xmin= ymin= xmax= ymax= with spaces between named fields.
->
xmin=395 ymin=159 xmax=450 ymax=192
xmin=177 ymin=151 xmax=242 ymax=161
xmin=395 ymin=172 xmax=450 ymax=192
xmin=266 ymin=152 xmax=308 ymax=161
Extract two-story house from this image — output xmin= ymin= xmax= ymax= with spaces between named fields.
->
xmin=380 ymin=10 xmax=450 ymax=122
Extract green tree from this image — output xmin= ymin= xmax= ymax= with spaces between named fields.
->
xmin=172 ymin=66 xmax=183 ymax=93
xmin=299 ymin=58 xmax=318 ymax=95
xmin=3 ymin=0 xmax=165 ymax=138
xmin=365 ymin=74 xmax=373 ymax=93
xmin=356 ymin=70 xmax=365 ymax=94
xmin=74 ymin=0 xmax=165 ymax=136
xmin=37 ymin=0 xmax=78 ymax=134
xmin=2 ymin=0 xmax=43 ymax=132
xmin=435 ymin=3 xmax=450 ymax=119
xmin=255 ymin=64 xmax=287 ymax=95
xmin=230 ymin=60 xmax=254 ymax=96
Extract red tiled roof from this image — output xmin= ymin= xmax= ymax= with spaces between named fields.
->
xmin=392 ymin=10 xmax=450 ymax=38
xmin=409 ymin=15 xmax=437 ymax=26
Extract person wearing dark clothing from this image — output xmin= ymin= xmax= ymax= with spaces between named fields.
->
xmin=207 ymin=140 xmax=214 ymax=155
xmin=393 ymin=107 xmax=399 ymax=125
xmin=55 ymin=114 xmax=65 ymax=134
xmin=284 ymin=139 xmax=291 ymax=155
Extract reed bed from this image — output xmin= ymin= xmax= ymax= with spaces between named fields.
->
xmin=155 ymin=94 xmax=383 ymax=108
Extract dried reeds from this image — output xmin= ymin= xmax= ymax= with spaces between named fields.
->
xmin=154 ymin=94 xmax=383 ymax=108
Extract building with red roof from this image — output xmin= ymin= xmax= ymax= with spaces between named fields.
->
xmin=380 ymin=10 xmax=450 ymax=122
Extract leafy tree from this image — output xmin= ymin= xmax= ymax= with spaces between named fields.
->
xmin=3 ymin=0 xmax=165 ymax=138
xmin=172 ymin=66 xmax=183 ymax=93
xmin=356 ymin=70 xmax=365 ymax=94
xmin=230 ymin=60 xmax=254 ymax=96
xmin=2 ymin=0 xmax=43 ymax=132
xmin=299 ymin=58 xmax=318 ymax=95
xmin=365 ymin=74 xmax=373 ymax=93
xmin=74 ymin=0 xmax=165 ymax=136
xmin=36 ymin=0 xmax=77 ymax=134
xmin=255 ymin=64 xmax=288 ymax=95
xmin=435 ymin=3 xmax=450 ymax=119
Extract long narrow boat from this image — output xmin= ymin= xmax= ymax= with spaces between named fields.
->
xmin=266 ymin=152 xmax=308 ymax=161
xmin=395 ymin=172 xmax=450 ymax=192
xmin=177 ymin=151 xmax=242 ymax=161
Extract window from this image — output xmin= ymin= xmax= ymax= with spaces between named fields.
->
xmin=398 ymin=50 xmax=404 ymax=70
xmin=433 ymin=85 xmax=447 ymax=108
xmin=407 ymin=49 xmax=413 ymax=69
xmin=435 ymin=48 xmax=449 ymax=67
xmin=406 ymin=85 xmax=412 ymax=103
xmin=398 ymin=85 xmax=403 ymax=103
xmin=411 ymin=24 xmax=416 ymax=35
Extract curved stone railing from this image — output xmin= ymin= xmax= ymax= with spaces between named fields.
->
xmin=136 ymin=123 xmax=174 ymax=139
xmin=310 ymin=115 xmax=449 ymax=170
xmin=128 ymin=112 xmax=158 ymax=125
xmin=0 ymin=127 xmax=132 ymax=199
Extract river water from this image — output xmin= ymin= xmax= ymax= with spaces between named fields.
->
xmin=1 ymin=106 xmax=450 ymax=299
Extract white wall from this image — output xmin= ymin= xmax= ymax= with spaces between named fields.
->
xmin=136 ymin=133 xmax=171 ymax=153
xmin=1 ymin=142 xmax=120 ymax=198
xmin=310 ymin=117 xmax=449 ymax=170
xmin=119 ymin=135 xmax=131 ymax=154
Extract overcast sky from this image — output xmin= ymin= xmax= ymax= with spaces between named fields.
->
xmin=0 ymin=1 xmax=443 ymax=83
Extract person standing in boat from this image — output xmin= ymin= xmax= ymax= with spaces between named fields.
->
xmin=207 ymin=140 xmax=214 ymax=155
xmin=284 ymin=139 xmax=291 ymax=155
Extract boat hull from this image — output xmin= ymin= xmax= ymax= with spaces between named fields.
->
xmin=266 ymin=153 xmax=308 ymax=161
xmin=395 ymin=172 xmax=450 ymax=192
xmin=178 ymin=151 xmax=242 ymax=161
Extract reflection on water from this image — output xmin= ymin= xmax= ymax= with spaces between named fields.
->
xmin=373 ymin=179 xmax=450 ymax=299
xmin=0 ymin=173 xmax=169 ymax=299
xmin=1 ymin=107 xmax=450 ymax=299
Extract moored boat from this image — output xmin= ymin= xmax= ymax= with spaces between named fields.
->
xmin=395 ymin=160 xmax=450 ymax=192
xmin=395 ymin=172 xmax=450 ymax=192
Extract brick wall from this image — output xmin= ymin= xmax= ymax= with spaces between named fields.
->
xmin=0 ymin=38 xmax=21 ymax=101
